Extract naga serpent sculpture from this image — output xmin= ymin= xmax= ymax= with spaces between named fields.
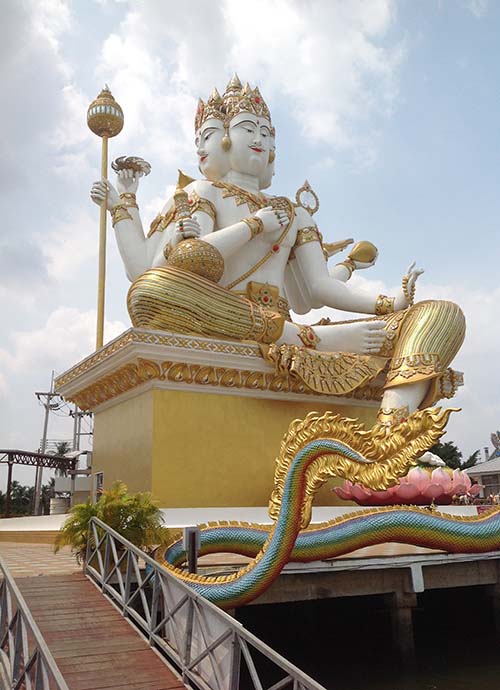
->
xmin=156 ymin=408 xmax=500 ymax=609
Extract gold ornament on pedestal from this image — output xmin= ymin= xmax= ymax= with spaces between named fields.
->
xmin=87 ymin=85 xmax=124 ymax=350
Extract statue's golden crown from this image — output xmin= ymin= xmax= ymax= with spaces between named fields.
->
xmin=195 ymin=74 xmax=274 ymax=134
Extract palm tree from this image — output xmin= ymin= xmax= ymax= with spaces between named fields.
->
xmin=54 ymin=481 xmax=166 ymax=563
xmin=54 ymin=440 xmax=72 ymax=477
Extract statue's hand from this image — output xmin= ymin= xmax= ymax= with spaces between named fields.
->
xmin=352 ymin=255 xmax=378 ymax=270
xmin=90 ymin=179 xmax=120 ymax=211
xmin=395 ymin=261 xmax=424 ymax=310
xmin=172 ymin=217 xmax=202 ymax=246
xmin=255 ymin=206 xmax=289 ymax=234
xmin=116 ymin=168 xmax=143 ymax=195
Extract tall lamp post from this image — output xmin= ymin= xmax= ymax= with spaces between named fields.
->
xmin=87 ymin=86 xmax=124 ymax=350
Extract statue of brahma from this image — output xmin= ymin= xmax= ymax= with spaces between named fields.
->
xmin=91 ymin=75 xmax=465 ymax=434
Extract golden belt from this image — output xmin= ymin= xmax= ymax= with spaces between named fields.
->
xmin=233 ymin=281 xmax=291 ymax=320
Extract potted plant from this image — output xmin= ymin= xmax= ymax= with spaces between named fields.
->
xmin=54 ymin=481 xmax=166 ymax=564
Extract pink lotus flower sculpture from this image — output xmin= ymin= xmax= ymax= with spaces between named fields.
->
xmin=334 ymin=466 xmax=482 ymax=506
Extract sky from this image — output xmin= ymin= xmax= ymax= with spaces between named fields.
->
xmin=1 ymin=0 xmax=499 ymax=487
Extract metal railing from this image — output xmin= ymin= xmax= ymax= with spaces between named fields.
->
xmin=85 ymin=517 xmax=326 ymax=690
xmin=0 ymin=555 xmax=70 ymax=690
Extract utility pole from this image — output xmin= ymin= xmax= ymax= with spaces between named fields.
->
xmin=34 ymin=373 xmax=61 ymax=515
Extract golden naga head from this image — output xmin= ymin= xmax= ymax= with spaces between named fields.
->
xmin=194 ymin=74 xmax=275 ymax=135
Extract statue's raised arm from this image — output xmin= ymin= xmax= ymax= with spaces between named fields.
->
xmin=93 ymin=74 xmax=465 ymax=435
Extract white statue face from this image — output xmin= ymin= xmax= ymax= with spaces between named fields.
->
xmin=259 ymin=138 xmax=275 ymax=190
xmin=228 ymin=112 xmax=272 ymax=181
xmin=195 ymin=118 xmax=230 ymax=181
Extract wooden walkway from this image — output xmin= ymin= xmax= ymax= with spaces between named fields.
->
xmin=17 ymin=572 xmax=186 ymax=690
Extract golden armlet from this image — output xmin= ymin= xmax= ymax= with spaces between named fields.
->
xmin=337 ymin=258 xmax=356 ymax=278
xmin=297 ymin=325 xmax=321 ymax=349
xmin=119 ymin=192 xmax=139 ymax=209
xmin=110 ymin=204 xmax=133 ymax=226
xmin=295 ymin=227 xmax=320 ymax=247
xmin=375 ymin=294 xmax=395 ymax=316
xmin=242 ymin=217 xmax=264 ymax=239
xmin=166 ymin=238 xmax=224 ymax=283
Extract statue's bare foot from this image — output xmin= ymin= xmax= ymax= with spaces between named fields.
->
xmin=315 ymin=320 xmax=387 ymax=355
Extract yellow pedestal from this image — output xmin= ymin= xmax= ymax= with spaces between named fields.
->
xmin=92 ymin=387 xmax=377 ymax=507
xmin=55 ymin=329 xmax=381 ymax=508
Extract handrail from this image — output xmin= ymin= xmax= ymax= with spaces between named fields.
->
xmin=85 ymin=516 xmax=326 ymax=690
xmin=0 ymin=555 xmax=70 ymax=690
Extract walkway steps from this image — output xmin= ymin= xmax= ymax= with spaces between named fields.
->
xmin=16 ymin=572 xmax=186 ymax=690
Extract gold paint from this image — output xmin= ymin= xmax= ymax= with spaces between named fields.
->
xmin=166 ymin=239 xmax=224 ymax=283
xmin=261 ymin=344 xmax=386 ymax=396
xmin=348 ymin=240 xmax=378 ymax=264
xmin=375 ymin=294 xmax=396 ymax=316
xmin=269 ymin=407 xmax=457 ymax=529
xmin=54 ymin=329 xmax=263 ymax=390
xmin=188 ymin=191 xmax=217 ymax=222
xmin=294 ymin=180 xmax=320 ymax=215
xmin=195 ymin=77 xmax=273 ymax=133
xmin=212 ymin=180 xmax=268 ymax=214
xmin=322 ymin=238 xmax=354 ymax=258
xmin=63 ymin=350 xmax=385 ymax=411
xmin=294 ymin=227 xmax=320 ymax=247
xmin=242 ymin=216 xmax=264 ymax=238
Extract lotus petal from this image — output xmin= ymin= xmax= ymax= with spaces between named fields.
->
xmin=425 ymin=484 xmax=445 ymax=499
xmin=461 ymin=472 xmax=472 ymax=490
xmin=407 ymin=467 xmax=431 ymax=492
xmin=469 ymin=484 xmax=482 ymax=496
xmin=431 ymin=467 xmax=452 ymax=492
xmin=396 ymin=484 xmax=421 ymax=501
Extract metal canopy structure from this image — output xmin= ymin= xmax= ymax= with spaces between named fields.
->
xmin=0 ymin=449 xmax=76 ymax=517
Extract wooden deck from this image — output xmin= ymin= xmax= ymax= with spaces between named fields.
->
xmin=17 ymin=572 xmax=186 ymax=690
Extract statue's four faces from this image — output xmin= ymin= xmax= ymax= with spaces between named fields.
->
xmin=195 ymin=118 xmax=230 ymax=181
xmin=195 ymin=112 xmax=275 ymax=190
xmin=227 ymin=113 xmax=272 ymax=179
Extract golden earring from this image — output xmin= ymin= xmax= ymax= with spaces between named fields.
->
xmin=222 ymin=126 xmax=231 ymax=151
xmin=269 ymin=150 xmax=275 ymax=164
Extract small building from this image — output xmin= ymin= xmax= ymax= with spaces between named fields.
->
xmin=467 ymin=457 xmax=500 ymax=498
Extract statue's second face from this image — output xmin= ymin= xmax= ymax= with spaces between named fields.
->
xmin=195 ymin=118 xmax=230 ymax=181
xmin=228 ymin=112 xmax=272 ymax=179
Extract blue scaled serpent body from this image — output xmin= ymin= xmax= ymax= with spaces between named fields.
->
xmin=156 ymin=409 xmax=500 ymax=609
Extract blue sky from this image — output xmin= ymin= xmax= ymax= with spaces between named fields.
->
xmin=1 ymin=0 xmax=499 ymax=486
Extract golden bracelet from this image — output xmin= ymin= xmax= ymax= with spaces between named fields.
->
xmin=337 ymin=258 xmax=356 ymax=278
xmin=242 ymin=216 xmax=264 ymax=239
xmin=110 ymin=204 xmax=133 ymax=226
xmin=402 ymin=274 xmax=415 ymax=307
xmin=297 ymin=325 xmax=321 ymax=349
xmin=119 ymin=192 xmax=138 ymax=209
xmin=375 ymin=294 xmax=395 ymax=316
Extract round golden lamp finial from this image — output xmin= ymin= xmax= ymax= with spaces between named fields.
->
xmin=348 ymin=240 xmax=378 ymax=264
xmin=87 ymin=85 xmax=124 ymax=138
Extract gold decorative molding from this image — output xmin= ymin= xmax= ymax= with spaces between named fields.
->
xmin=55 ymin=329 xmax=262 ymax=390
xmin=66 ymin=356 xmax=384 ymax=410
xmin=55 ymin=328 xmax=384 ymax=410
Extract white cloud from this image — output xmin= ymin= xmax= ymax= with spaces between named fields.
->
xmin=465 ymin=0 xmax=489 ymax=18
xmin=91 ymin=0 xmax=404 ymax=170
xmin=41 ymin=206 xmax=98 ymax=281
xmin=0 ymin=307 xmax=126 ymax=383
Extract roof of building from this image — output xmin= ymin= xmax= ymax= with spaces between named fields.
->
xmin=468 ymin=456 xmax=500 ymax=475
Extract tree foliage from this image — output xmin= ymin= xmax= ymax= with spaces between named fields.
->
xmin=54 ymin=481 xmax=166 ymax=563
xmin=429 ymin=441 xmax=480 ymax=470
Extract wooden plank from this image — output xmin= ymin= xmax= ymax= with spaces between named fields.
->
xmin=16 ymin=574 xmax=187 ymax=690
